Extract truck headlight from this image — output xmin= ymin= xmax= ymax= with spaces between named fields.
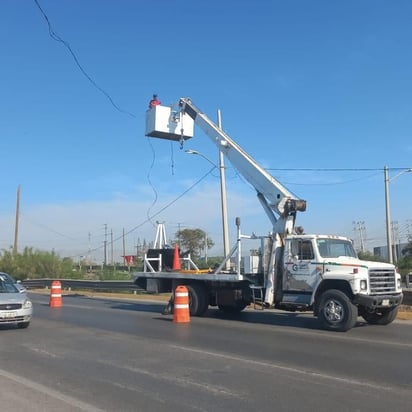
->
xmin=360 ymin=280 xmax=367 ymax=291
xmin=397 ymin=279 xmax=401 ymax=289
xmin=23 ymin=299 xmax=32 ymax=309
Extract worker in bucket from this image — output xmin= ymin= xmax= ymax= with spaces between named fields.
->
xmin=148 ymin=94 xmax=161 ymax=109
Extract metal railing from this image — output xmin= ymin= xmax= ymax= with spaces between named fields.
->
xmin=22 ymin=279 xmax=143 ymax=292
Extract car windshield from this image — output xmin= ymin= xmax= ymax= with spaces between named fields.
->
xmin=316 ymin=239 xmax=357 ymax=258
xmin=0 ymin=279 xmax=19 ymax=293
xmin=0 ymin=272 xmax=15 ymax=282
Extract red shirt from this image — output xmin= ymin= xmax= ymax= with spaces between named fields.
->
xmin=149 ymin=98 xmax=161 ymax=108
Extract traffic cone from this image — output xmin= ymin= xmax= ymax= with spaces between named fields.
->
xmin=49 ymin=280 xmax=62 ymax=308
xmin=172 ymin=244 xmax=181 ymax=271
xmin=173 ymin=285 xmax=190 ymax=323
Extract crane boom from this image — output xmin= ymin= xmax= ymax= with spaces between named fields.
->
xmin=145 ymin=97 xmax=306 ymax=235
xmin=177 ymin=98 xmax=306 ymax=234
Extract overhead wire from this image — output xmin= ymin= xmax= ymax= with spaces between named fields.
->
xmin=145 ymin=137 xmax=158 ymax=228
xmin=33 ymin=0 xmax=136 ymax=118
xmin=73 ymin=165 xmax=217 ymax=258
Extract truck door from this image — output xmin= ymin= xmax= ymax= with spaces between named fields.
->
xmin=284 ymin=238 xmax=318 ymax=292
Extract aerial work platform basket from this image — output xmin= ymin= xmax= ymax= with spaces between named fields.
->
xmin=145 ymin=105 xmax=194 ymax=141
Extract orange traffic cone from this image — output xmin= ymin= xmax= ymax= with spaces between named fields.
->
xmin=173 ymin=285 xmax=190 ymax=323
xmin=49 ymin=280 xmax=62 ymax=308
xmin=172 ymin=244 xmax=181 ymax=271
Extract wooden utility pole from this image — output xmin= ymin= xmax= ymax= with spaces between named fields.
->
xmin=13 ymin=185 xmax=21 ymax=255
xmin=103 ymin=224 xmax=107 ymax=265
xmin=122 ymin=228 xmax=126 ymax=266
xmin=110 ymin=229 xmax=114 ymax=265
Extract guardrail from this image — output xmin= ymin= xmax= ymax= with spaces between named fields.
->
xmin=407 ymin=273 xmax=412 ymax=288
xmin=22 ymin=279 xmax=143 ymax=292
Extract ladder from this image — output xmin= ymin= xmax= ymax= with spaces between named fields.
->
xmin=249 ymin=285 xmax=264 ymax=310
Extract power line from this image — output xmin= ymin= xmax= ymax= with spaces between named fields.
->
xmin=33 ymin=0 xmax=136 ymax=118
xmin=266 ymin=167 xmax=411 ymax=171
xmin=72 ymin=166 xmax=216 ymax=259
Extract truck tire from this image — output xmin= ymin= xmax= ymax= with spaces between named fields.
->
xmin=318 ymin=289 xmax=358 ymax=332
xmin=359 ymin=306 xmax=399 ymax=325
xmin=218 ymin=302 xmax=248 ymax=313
xmin=187 ymin=284 xmax=208 ymax=316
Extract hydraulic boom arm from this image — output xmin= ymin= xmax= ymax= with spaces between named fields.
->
xmin=177 ymin=98 xmax=306 ymax=234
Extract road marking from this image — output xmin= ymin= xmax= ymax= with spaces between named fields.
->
xmin=170 ymin=345 xmax=410 ymax=395
xmin=97 ymin=359 xmax=245 ymax=400
xmin=0 ymin=369 xmax=105 ymax=412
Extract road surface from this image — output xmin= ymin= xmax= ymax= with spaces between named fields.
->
xmin=0 ymin=293 xmax=411 ymax=411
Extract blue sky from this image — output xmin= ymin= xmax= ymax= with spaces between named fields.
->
xmin=1 ymin=0 xmax=411 ymax=262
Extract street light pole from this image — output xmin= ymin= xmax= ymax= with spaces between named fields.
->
xmin=185 ymin=144 xmax=230 ymax=267
xmin=384 ymin=166 xmax=412 ymax=264
xmin=217 ymin=110 xmax=230 ymax=269
xmin=384 ymin=166 xmax=393 ymax=263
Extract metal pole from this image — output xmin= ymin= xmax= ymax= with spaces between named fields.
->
xmin=384 ymin=166 xmax=393 ymax=263
xmin=103 ymin=224 xmax=108 ymax=266
xmin=205 ymin=232 xmax=208 ymax=264
xmin=217 ymin=109 xmax=230 ymax=269
xmin=13 ymin=184 xmax=21 ymax=255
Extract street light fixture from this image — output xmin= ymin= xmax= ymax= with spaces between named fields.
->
xmin=384 ymin=166 xmax=412 ymax=263
xmin=184 ymin=149 xmax=216 ymax=167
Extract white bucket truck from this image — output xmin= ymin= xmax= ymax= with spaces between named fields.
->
xmin=134 ymin=98 xmax=403 ymax=332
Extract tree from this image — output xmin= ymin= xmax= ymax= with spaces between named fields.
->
xmin=402 ymin=241 xmax=412 ymax=257
xmin=175 ymin=228 xmax=214 ymax=258
xmin=358 ymin=251 xmax=386 ymax=262
xmin=0 ymin=247 xmax=74 ymax=279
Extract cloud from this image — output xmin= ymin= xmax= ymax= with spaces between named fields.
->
xmin=0 ymin=181 xmax=264 ymax=262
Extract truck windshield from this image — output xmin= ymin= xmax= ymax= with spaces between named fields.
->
xmin=316 ymin=239 xmax=357 ymax=258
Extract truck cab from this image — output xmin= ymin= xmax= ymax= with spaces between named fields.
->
xmin=278 ymin=234 xmax=403 ymax=331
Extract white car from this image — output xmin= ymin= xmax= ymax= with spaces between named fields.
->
xmin=0 ymin=272 xmax=27 ymax=293
xmin=0 ymin=275 xmax=32 ymax=329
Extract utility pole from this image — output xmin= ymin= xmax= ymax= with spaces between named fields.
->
xmin=103 ymin=224 xmax=108 ymax=265
xmin=204 ymin=231 xmax=208 ymax=264
xmin=88 ymin=232 xmax=92 ymax=271
xmin=352 ymin=221 xmax=366 ymax=253
xmin=111 ymin=228 xmax=114 ymax=266
xmin=122 ymin=228 xmax=126 ymax=266
xmin=384 ymin=166 xmax=412 ymax=263
xmin=384 ymin=166 xmax=393 ymax=263
xmin=217 ymin=109 xmax=230 ymax=270
xmin=13 ymin=184 xmax=21 ymax=255
xmin=391 ymin=220 xmax=399 ymax=263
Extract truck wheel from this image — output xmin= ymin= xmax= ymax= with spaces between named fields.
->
xmin=360 ymin=306 xmax=399 ymax=325
xmin=318 ymin=289 xmax=358 ymax=332
xmin=187 ymin=284 xmax=208 ymax=316
xmin=218 ymin=302 xmax=248 ymax=313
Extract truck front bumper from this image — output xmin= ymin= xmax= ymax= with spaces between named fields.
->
xmin=353 ymin=293 xmax=403 ymax=310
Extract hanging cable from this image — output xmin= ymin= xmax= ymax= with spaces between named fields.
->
xmin=145 ymin=137 xmax=158 ymax=229
xmin=170 ymin=141 xmax=175 ymax=176
xmin=72 ymin=166 xmax=216 ymax=258
xmin=33 ymin=0 xmax=136 ymax=118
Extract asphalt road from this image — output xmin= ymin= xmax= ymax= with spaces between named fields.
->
xmin=0 ymin=292 xmax=411 ymax=412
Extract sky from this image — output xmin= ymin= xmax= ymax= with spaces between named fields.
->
xmin=1 ymin=0 xmax=411 ymax=263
